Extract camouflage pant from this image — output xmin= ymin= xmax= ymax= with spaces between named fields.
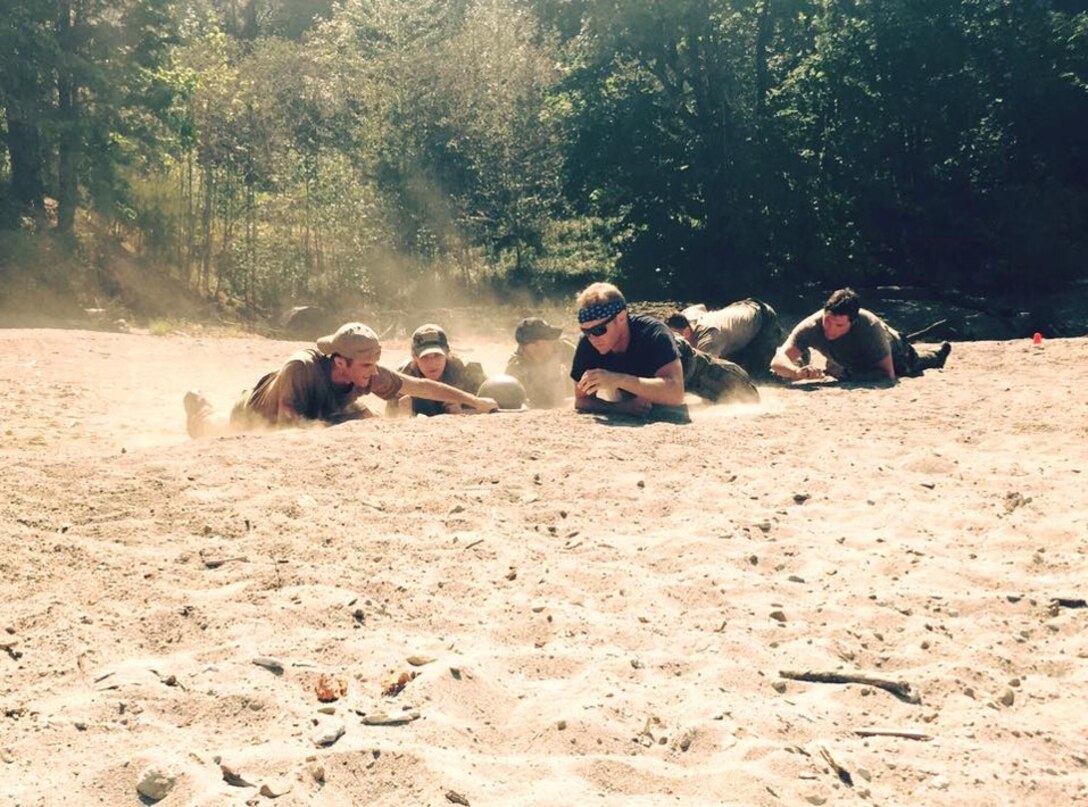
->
xmin=728 ymin=299 xmax=784 ymax=379
xmin=679 ymin=341 xmax=760 ymax=404
xmin=895 ymin=342 xmax=949 ymax=377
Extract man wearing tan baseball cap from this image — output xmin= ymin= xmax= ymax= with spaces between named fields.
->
xmin=184 ymin=322 xmax=498 ymax=437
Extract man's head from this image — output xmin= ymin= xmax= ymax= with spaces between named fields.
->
xmin=575 ymin=282 xmax=629 ymax=354
xmin=664 ymin=312 xmax=694 ymax=343
xmin=516 ymin=317 xmax=563 ymax=360
xmin=411 ymin=323 xmax=450 ymax=380
xmin=317 ymin=322 xmax=382 ymax=386
xmin=821 ymin=287 xmax=861 ymax=341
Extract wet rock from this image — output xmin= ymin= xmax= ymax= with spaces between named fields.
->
xmin=136 ymin=766 xmax=177 ymax=802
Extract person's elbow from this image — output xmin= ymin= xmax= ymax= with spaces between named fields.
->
xmin=662 ymin=381 xmax=685 ymax=406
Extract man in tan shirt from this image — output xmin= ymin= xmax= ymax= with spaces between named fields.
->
xmin=185 ymin=322 xmax=498 ymax=437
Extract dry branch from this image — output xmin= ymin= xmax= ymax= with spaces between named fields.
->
xmin=779 ymin=670 xmax=921 ymax=704
xmin=854 ymin=728 xmax=932 ymax=741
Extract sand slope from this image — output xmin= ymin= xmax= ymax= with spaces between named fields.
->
xmin=0 ymin=328 xmax=1085 ymax=806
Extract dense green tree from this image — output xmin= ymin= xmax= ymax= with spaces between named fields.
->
xmin=418 ymin=0 xmax=564 ymax=277
xmin=770 ymin=0 xmax=1088 ymax=291
xmin=4 ymin=0 xmax=1086 ymax=316
xmin=560 ymin=0 xmax=774 ymax=300
xmin=0 ymin=0 xmax=178 ymax=231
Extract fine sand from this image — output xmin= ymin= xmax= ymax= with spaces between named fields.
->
xmin=0 ymin=326 xmax=1085 ymax=806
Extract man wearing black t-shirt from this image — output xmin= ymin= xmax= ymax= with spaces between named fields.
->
xmin=570 ymin=282 xmax=686 ymax=417
xmin=571 ymin=281 xmax=759 ymax=417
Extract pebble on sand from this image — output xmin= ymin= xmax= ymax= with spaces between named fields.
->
xmin=313 ymin=719 xmax=346 ymax=747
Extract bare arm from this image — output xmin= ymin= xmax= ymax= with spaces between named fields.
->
xmin=770 ymin=345 xmax=826 ymax=381
xmin=574 ymin=358 xmax=685 ymax=414
xmin=397 ymin=374 xmax=498 ymax=413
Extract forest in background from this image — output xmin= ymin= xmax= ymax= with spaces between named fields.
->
xmin=1 ymin=0 xmax=1086 ymax=324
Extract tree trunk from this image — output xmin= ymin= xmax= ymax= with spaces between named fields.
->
xmin=754 ymin=0 xmax=772 ymax=128
xmin=56 ymin=0 xmax=80 ymax=234
xmin=4 ymin=117 xmax=46 ymax=221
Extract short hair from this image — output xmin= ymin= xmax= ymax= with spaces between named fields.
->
xmin=824 ymin=287 xmax=861 ymax=320
xmin=664 ymin=312 xmax=691 ymax=331
xmin=576 ymin=282 xmax=625 ymax=311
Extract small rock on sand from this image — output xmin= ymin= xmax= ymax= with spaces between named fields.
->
xmin=313 ymin=719 xmax=346 ymax=747
xmin=259 ymin=779 xmax=294 ymax=798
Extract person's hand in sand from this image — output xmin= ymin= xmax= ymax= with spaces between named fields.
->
xmin=574 ymin=368 xmax=625 ymax=399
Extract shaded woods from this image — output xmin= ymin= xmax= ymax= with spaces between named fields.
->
xmin=2 ymin=0 xmax=1086 ymax=316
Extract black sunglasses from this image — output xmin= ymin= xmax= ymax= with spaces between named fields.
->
xmin=580 ymin=309 xmax=622 ymax=337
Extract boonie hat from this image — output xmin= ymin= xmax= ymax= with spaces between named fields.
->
xmin=411 ymin=324 xmax=450 ymax=357
xmin=316 ymin=322 xmax=382 ymax=361
xmin=515 ymin=317 xmax=563 ymax=345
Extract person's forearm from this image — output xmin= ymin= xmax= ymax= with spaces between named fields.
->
xmin=613 ymin=373 xmax=684 ymax=406
xmin=404 ymin=377 xmax=483 ymax=408
xmin=770 ymin=356 xmax=804 ymax=380
xmin=771 ymin=351 xmax=823 ymax=381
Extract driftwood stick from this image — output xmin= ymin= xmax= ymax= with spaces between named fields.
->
xmin=200 ymin=554 xmax=247 ymax=569
xmin=904 ymin=319 xmax=949 ymax=342
xmin=854 ymin=728 xmax=932 ymax=741
xmin=779 ymin=670 xmax=921 ymax=704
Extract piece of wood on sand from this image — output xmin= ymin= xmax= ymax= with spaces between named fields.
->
xmin=779 ymin=670 xmax=922 ymax=704
xmin=854 ymin=728 xmax=933 ymax=741
xmin=359 ymin=709 xmax=421 ymax=725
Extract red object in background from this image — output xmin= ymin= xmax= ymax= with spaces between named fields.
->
xmin=1032 ymin=332 xmax=1043 ymax=344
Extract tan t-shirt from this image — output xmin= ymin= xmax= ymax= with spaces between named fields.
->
xmin=234 ymin=349 xmax=402 ymax=427
xmin=686 ymin=300 xmax=764 ymax=358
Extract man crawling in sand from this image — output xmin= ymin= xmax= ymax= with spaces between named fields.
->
xmin=771 ymin=287 xmax=951 ymax=383
xmin=570 ymin=282 xmax=758 ymax=418
xmin=184 ymin=322 xmax=498 ymax=437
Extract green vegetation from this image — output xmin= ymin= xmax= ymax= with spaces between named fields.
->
xmin=2 ymin=0 xmax=1086 ymax=320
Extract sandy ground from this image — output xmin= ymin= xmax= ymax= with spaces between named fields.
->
xmin=0 ymin=326 xmax=1086 ymax=806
